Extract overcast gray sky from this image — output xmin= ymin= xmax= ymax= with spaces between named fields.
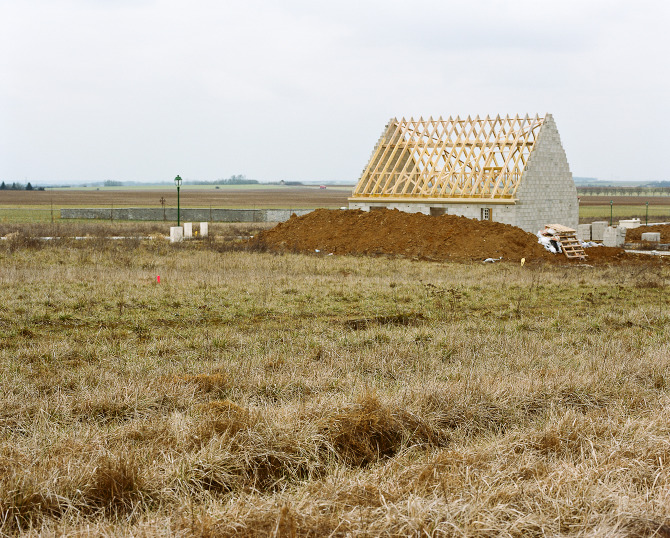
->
xmin=1 ymin=0 xmax=668 ymax=184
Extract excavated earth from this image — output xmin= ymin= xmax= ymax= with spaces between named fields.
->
xmin=251 ymin=208 xmax=647 ymax=265
xmin=625 ymin=224 xmax=670 ymax=242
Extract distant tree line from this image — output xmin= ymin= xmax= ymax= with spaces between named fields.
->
xmin=184 ymin=175 xmax=260 ymax=186
xmin=577 ymin=186 xmax=670 ymax=196
xmin=217 ymin=174 xmax=258 ymax=185
xmin=0 ymin=181 xmax=43 ymax=191
xmin=189 ymin=174 xmax=309 ymax=186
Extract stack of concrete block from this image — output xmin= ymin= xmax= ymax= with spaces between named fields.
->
xmin=170 ymin=226 xmax=183 ymax=243
xmin=200 ymin=222 xmax=208 ymax=237
xmin=183 ymin=222 xmax=193 ymax=239
xmin=591 ymin=221 xmax=608 ymax=241
xmin=577 ymin=224 xmax=592 ymax=242
xmin=641 ymin=232 xmax=661 ymax=242
xmin=603 ymin=226 xmax=626 ymax=247
xmin=618 ymin=226 xmax=628 ymax=245
xmin=619 ymin=219 xmax=641 ymax=229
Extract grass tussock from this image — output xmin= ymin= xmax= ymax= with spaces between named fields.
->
xmin=1 ymin=227 xmax=670 ymax=534
xmin=176 ymin=373 xmax=230 ymax=396
xmin=0 ymin=477 xmax=65 ymax=533
xmin=82 ymin=454 xmax=147 ymax=516
xmin=321 ymin=393 xmax=445 ymax=466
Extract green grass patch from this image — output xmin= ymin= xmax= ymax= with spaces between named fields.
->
xmin=0 ymin=208 xmax=59 ymax=222
xmin=580 ymin=204 xmax=670 ymax=220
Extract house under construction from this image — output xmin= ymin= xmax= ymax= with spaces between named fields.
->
xmin=348 ymin=114 xmax=578 ymax=233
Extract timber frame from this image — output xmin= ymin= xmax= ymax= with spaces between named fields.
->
xmin=350 ymin=115 xmax=546 ymax=202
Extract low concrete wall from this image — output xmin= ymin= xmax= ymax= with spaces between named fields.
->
xmin=60 ymin=208 xmax=312 ymax=222
xmin=349 ymin=201 xmax=520 ymax=229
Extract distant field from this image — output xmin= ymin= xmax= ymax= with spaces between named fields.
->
xmin=0 ymin=185 xmax=353 ymax=210
xmin=579 ymin=195 xmax=670 ymax=206
xmin=578 ymin=196 xmax=670 ymax=222
xmin=47 ymin=184 xmax=353 ymax=190
xmin=2 ymin=188 xmax=669 ymax=224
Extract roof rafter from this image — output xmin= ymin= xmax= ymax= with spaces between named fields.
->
xmin=351 ymin=115 xmax=545 ymax=200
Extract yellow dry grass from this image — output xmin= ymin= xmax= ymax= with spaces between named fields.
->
xmin=0 ymin=226 xmax=670 ymax=536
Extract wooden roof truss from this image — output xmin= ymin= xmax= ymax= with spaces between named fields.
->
xmin=351 ymin=115 xmax=545 ymax=200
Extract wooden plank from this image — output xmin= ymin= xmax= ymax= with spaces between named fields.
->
xmin=546 ymin=224 xmax=577 ymax=233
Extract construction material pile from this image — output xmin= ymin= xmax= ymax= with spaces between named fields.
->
xmin=251 ymin=209 xmax=629 ymax=264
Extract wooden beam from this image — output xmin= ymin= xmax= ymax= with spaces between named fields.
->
xmin=351 ymin=114 xmax=547 ymax=200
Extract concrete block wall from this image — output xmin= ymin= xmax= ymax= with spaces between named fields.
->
xmin=514 ymin=114 xmax=578 ymax=234
xmin=348 ymin=202 xmax=431 ymax=214
xmin=60 ymin=208 xmax=313 ymax=223
xmin=348 ymin=202 xmax=518 ymax=225
xmin=440 ymin=204 xmax=517 ymax=226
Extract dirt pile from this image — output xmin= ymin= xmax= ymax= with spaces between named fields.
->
xmin=625 ymin=224 xmax=670 ymax=242
xmin=252 ymin=209 xmax=630 ymax=264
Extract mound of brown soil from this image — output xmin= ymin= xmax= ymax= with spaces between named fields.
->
xmin=252 ymin=209 xmax=630 ymax=264
xmin=625 ymin=224 xmax=670 ymax=242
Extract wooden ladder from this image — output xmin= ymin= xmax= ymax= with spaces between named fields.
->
xmin=557 ymin=232 xmax=586 ymax=260
xmin=546 ymin=224 xmax=586 ymax=260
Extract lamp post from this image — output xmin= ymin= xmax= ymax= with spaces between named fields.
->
xmin=174 ymin=175 xmax=182 ymax=226
xmin=646 ymin=201 xmax=649 ymax=226
xmin=610 ymin=200 xmax=613 ymax=226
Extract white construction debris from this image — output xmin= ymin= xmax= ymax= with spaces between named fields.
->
xmin=537 ymin=231 xmax=561 ymax=253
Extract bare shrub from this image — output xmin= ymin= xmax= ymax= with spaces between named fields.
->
xmin=2 ymin=231 xmax=43 ymax=252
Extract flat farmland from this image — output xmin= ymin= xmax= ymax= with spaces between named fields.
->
xmin=2 ymin=188 xmax=670 ymax=224
xmin=0 ymin=185 xmax=353 ymax=209
xmin=579 ymin=196 xmax=670 ymax=206
xmin=579 ymin=196 xmax=670 ymax=222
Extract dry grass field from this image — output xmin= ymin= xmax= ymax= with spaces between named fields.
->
xmin=1 ymin=223 xmax=670 ymax=536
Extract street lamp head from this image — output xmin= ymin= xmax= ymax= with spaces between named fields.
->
xmin=174 ymin=175 xmax=182 ymax=187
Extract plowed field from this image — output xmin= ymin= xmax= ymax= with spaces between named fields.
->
xmin=0 ymin=186 xmax=351 ymax=208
